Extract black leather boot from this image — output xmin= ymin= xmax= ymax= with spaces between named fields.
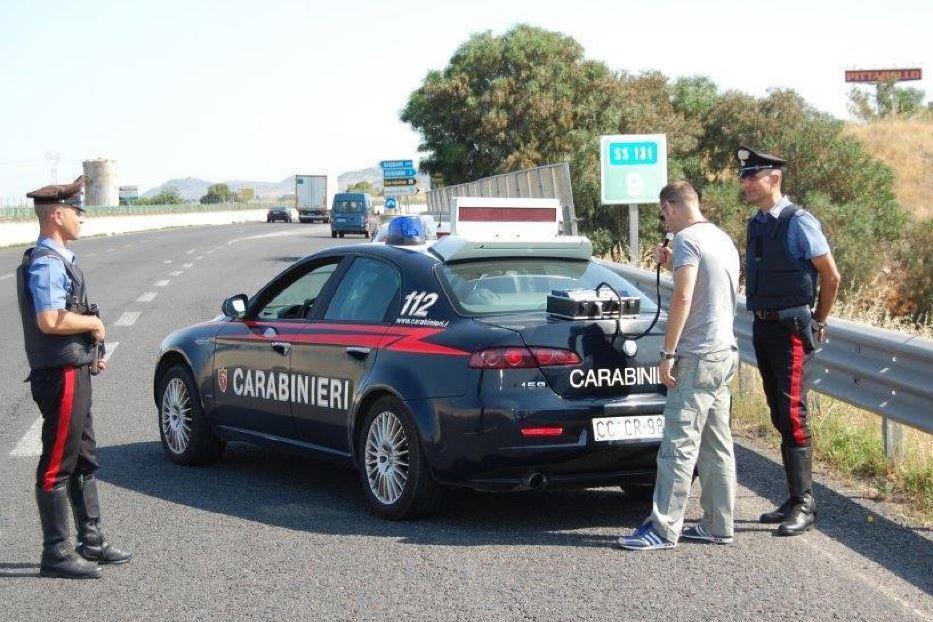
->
xmin=68 ymin=474 xmax=132 ymax=565
xmin=760 ymin=444 xmax=792 ymax=523
xmin=36 ymin=486 xmax=102 ymax=579
xmin=778 ymin=446 xmax=816 ymax=536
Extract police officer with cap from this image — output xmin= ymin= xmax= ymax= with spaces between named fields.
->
xmin=738 ymin=146 xmax=841 ymax=536
xmin=17 ymin=176 xmax=131 ymax=579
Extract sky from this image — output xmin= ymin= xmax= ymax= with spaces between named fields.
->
xmin=1 ymin=0 xmax=930 ymax=202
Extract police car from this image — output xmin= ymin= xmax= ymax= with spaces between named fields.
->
xmin=153 ymin=200 xmax=667 ymax=519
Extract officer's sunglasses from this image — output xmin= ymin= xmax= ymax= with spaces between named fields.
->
xmin=658 ymin=201 xmax=669 ymax=223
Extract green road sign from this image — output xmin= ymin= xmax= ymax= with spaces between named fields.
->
xmin=600 ymin=134 xmax=668 ymax=205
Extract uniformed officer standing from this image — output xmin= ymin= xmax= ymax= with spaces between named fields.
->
xmin=738 ymin=147 xmax=841 ymax=536
xmin=17 ymin=176 xmax=131 ymax=579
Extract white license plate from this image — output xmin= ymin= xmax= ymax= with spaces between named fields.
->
xmin=592 ymin=414 xmax=665 ymax=442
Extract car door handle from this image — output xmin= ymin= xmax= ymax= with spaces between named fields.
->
xmin=271 ymin=342 xmax=290 ymax=355
xmin=345 ymin=346 xmax=370 ymax=360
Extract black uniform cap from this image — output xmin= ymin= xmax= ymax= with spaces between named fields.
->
xmin=27 ymin=175 xmax=86 ymax=212
xmin=736 ymin=146 xmax=787 ymax=178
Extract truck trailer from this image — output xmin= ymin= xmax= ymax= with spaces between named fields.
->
xmin=295 ymin=174 xmax=334 ymax=223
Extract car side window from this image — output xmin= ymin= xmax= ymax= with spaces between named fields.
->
xmin=256 ymin=261 xmax=340 ymax=320
xmin=323 ymin=257 xmax=400 ymax=322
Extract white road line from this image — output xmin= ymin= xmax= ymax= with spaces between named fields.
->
xmin=182 ymin=263 xmax=193 ymax=268
xmin=10 ymin=419 xmax=42 ymax=457
xmin=155 ymin=279 xmax=170 ymax=287
xmin=163 ymin=259 xmax=173 ymax=264
xmin=106 ymin=248 xmax=116 ymax=253
xmin=114 ymin=312 xmax=141 ymax=326
xmin=0 ymin=274 xmax=13 ymax=281
xmin=169 ymin=270 xmax=183 ymax=276
xmin=137 ymin=292 xmax=157 ymax=303
xmin=186 ymin=249 xmax=196 ymax=254
xmin=195 ymin=255 xmax=204 ymax=261
xmin=11 ymin=342 xmax=119 ymax=458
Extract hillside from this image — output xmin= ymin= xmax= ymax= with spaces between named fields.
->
xmin=845 ymin=117 xmax=933 ymax=220
xmin=143 ymin=167 xmax=431 ymax=201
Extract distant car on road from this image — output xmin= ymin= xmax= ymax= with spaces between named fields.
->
xmin=267 ymin=206 xmax=299 ymax=223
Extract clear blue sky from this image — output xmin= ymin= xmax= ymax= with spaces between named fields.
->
xmin=1 ymin=0 xmax=929 ymax=201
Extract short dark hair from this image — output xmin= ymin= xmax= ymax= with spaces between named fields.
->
xmin=659 ymin=181 xmax=699 ymax=206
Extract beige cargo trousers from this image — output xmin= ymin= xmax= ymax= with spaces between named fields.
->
xmin=648 ymin=349 xmax=739 ymax=543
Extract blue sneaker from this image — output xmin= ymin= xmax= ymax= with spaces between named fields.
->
xmin=681 ymin=523 xmax=733 ymax=545
xmin=616 ymin=523 xmax=676 ymax=551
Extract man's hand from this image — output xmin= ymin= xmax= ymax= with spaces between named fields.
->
xmin=653 ymin=245 xmax=673 ymax=270
xmin=90 ymin=316 xmax=105 ymax=344
xmin=96 ymin=359 xmax=107 ymax=373
xmin=660 ymin=358 xmax=677 ymax=388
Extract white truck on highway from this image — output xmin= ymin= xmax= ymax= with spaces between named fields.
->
xmin=295 ymin=174 xmax=335 ymax=223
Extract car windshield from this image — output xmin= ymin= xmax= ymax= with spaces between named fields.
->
xmin=436 ymin=258 xmax=658 ymax=316
xmin=335 ymin=200 xmax=363 ymax=213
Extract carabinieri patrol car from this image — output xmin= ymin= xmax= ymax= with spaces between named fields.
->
xmin=153 ymin=204 xmax=668 ymax=519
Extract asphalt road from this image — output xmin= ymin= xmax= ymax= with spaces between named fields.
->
xmin=0 ymin=222 xmax=930 ymax=621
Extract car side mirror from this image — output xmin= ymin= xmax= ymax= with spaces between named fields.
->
xmin=222 ymin=294 xmax=248 ymax=319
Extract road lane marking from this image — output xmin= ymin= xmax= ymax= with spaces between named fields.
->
xmin=137 ymin=292 xmax=157 ymax=302
xmin=10 ymin=419 xmax=42 ymax=457
xmin=114 ymin=312 xmax=140 ymax=326
xmin=155 ymin=280 xmax=170 ymax=287
xmin=163 ymin=259 xmax=173 ymax=264
xmin=106 ymin=248 xmax=116 ymax=253
xmin=186 ymin=249 xmax=195 ymax=254
xmin=0 ymin=274 xmax=12 ymax=281
xmin=11 ymin=342 xmax=119 ymax=458
xmin=195 ymin=255 xmax=204 ymax=260
xmin=170 ymin=270 xmax=183 ymax=276
xmin=182 ymin=263 xmax=193 ymax=268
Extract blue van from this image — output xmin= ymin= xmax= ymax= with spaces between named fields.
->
xmin=330 ymin=193 xmax=375 ymax=238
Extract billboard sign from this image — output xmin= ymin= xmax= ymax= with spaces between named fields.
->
xmin=845 ymin=68 xmax=922 ymax=82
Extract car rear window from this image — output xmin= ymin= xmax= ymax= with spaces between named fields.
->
xmin=436 ymin=259 xmax=658 ymax=316
xmin=334 ymin=200 xmax=364 ymax=213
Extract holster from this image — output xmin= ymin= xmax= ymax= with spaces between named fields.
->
xmin=777 ymin=305 xmax=816 ymax=353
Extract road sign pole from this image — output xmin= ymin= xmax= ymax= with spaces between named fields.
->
xmin=628 ymin=204 xmax=639 ymax=263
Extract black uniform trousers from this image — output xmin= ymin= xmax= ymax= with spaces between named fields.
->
xmin=752 ymin=318 xmax=812 ymax=448
xmin=29 ymin=364 xmax=99 ymax=491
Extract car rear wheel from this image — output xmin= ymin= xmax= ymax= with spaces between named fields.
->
xmin=331 ymin=230 xmax=337 ymax=238
xmin=358 ymin=396 xmax=441 ymax=520
xmin=158 ymin=365 xmax=225 ymax=465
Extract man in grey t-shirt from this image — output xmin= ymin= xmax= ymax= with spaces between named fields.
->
xmin=618 ymin=181 xmax=740 ymax=551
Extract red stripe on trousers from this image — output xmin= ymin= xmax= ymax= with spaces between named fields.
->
xmin=789 ymin=334 xmax=807 ymax=445
xmin=42 ymin=367 xmax=75 ymax=491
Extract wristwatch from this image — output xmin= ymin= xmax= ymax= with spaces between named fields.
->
xmin=811 ymin=318 xmax=827 ymax=330
xmin=660 ymin=350 xmax=677 ymax=360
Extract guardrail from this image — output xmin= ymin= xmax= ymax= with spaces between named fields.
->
xmin=0 ymin=201 xmax=274 ymax=222
xmin=611 ymin=263 xmax=933 ymax=454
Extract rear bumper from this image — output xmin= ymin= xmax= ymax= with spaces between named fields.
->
xmin=411 ymin=393 xmax=665 ymax=492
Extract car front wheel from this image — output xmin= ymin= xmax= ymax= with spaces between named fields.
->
xmin=358 ymin=396 xmax=441 ymax=520
xmin=158 ymin=365 xmax=225 ymax=465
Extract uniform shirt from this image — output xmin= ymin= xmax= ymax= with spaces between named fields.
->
xmin=751 ymin=196 xmax=830 ymax=260
xmin=28 ymin=236 xmax=75 ymax=313
xmin=672 ymin=221 xmax=740 ymax=355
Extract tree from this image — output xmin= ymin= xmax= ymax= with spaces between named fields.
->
xmin=848 ymin=80 xmax=926 ymax=120
xmin=141 ymin=188 xmax=184 ymax=205
xmin=200 ymin=183 xmax=236 ymax=204
xmin=347 ymin=181 xmax=376 ymax=194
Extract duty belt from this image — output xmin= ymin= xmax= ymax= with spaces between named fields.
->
xmin=753 ymin=310 xmax=780 ymax=321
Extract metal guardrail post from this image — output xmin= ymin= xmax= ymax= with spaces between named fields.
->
xmin=882 ymin=418 xmax=905 ymax=461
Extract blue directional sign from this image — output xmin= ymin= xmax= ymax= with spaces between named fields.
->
xmin=382 ymin=167 xmax=418 ymax=179
xmin=385 ymin=197 xmax=397 ymax=210
xmin=380 ymin=160 xmax=413 ymax=169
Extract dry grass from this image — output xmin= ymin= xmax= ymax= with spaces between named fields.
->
xmin=731 ymin=364 xmax=933 ymax=526
xmin=844 ymin=116 xmax=933 ymax=221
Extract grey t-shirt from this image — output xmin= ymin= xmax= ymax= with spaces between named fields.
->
xmin=672 ymin=221 xmax=740 ymax=354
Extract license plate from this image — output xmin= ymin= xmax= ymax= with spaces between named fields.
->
xmin=592 ymin=414 xmax=665 ymax=442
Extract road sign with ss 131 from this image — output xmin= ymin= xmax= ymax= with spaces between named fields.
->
xmin=600 ymin=134 xmax=667 ymax=204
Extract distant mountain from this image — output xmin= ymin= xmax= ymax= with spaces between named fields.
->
xmin=143 ymin=167 xmax=430 ymax=201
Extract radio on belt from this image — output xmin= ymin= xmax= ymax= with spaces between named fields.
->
xmin=547 ymin=288 xmax=640 ymax=320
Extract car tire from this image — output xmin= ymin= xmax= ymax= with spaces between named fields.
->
xmin=331 ymin=230 xmax=337 ymax=238
xmin=157 ymin=364 xmax=225 ymax=466
xmin=339 ymin=232 xmax=345 ymax=238
xmin=358 ymin=396 xmax=442 ymax=520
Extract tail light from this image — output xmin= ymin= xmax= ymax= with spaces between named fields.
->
xmin=468 ymin=347 xmax=581 ymax=369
